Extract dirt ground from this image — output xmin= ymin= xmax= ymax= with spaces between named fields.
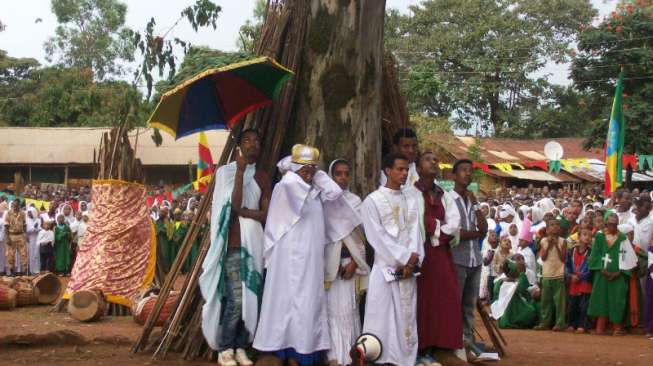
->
xmin=1 ymin=297 xmax=652 ymax=365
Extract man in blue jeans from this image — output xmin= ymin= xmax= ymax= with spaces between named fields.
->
xmin=199 ymin=129 xmax=271 ymax=366
xmin=448 ymin=159 xmax=488 ymax=361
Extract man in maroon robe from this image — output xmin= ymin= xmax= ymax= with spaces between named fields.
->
xmin=408 ymin=151 xmax=463 ymax=365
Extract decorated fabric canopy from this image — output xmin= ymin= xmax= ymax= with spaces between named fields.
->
xmin=148 ymin=56 xmax=293 ymax=139
xmin=64 ymin=180 xmax=156 ymax=307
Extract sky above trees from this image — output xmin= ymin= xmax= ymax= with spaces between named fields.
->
xmin=0 ymin=0 xmax=616 ymax=85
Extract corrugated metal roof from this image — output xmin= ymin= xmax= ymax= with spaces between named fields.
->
xmin=501 ymin=169 xmax=580 ymax=182
xmin=0 ymin=127 xmax=228 ymax=166
xmin=430 ymin=134 xmax=603 ymax=164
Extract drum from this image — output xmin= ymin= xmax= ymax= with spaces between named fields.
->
xmin=133 ymin=295 xmax=178 ymax=326
xmin=68 ymin=289 xmax=107 ymax=322
xmin=0 ymin=285 xmax=17 ymax=310
xmin=32 ymin=273 xmax=62 ymax=304
xmin=15 ymin=281 xmax=40 ymax=307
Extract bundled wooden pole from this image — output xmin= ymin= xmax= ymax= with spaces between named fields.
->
xmin=132 ymin=125 xmax=239 ymax=354
xmin=131 ymin=173 xmax=215 ymax=353
xmin=476 ymin=300 xmax=507 ymax=357
xmin=153 ymin=231 xmax=211 ymax=359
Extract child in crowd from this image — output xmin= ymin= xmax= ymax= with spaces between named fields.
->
xmin=587 ymin=213 xmax=636 ymax=336
xmin=482 ymin=230 xmax=500 ymax=301
xmin=593 ymin=215 xmax=605 ymax=234
xmin=508 ymin=223 xmax=519 ymax=252
xmin=37 ymin=221 xmax=55 ymax=272
xmin=54 ymin=213 xmax=72 ymax=276
xmin=565 ymin=228 xmax=593 ymax=333
xmin=492 ymin=234 xmax=512 ymax=279
xmin=491 ymin=256 xmax=538 ymax=329
xmin=534 ymin=219 xmax=567 ymax=331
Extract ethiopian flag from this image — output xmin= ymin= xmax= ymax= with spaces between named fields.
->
xmin=604 ymin=71 xmax=625 ymax=196
xmin=196 ymin=132 xmax=214 ymax=193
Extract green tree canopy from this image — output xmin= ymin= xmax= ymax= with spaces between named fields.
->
xmin=386 ymin=0 xmax=596 ymax=136
xmin=0 ymin=62 xmax=149 ymax=127
xmin=571 ymin=0 xmax=653 ymax=154
xmin=237 ymin=0 xmax=267 ymax=54
xmin=45 ymin=0 xmax=136 ymax=80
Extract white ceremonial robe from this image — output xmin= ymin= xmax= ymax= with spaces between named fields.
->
xmin=200 ymin=162 xmax=265 ymax=350
xmin=253 ymin=170 xmax=358 ymax=355
xmin=361 ymin=186 xmax=423 ymax=366
xmin=324 ymin=191 xmax=369 ymax=365
xmin=26 ymin=210 xmax=41 ymax=275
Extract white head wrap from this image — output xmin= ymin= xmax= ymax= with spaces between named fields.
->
xmin=277 ymin=156 xmax=292 ymax=175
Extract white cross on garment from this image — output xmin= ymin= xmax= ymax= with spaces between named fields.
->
xmin=602 ymin=253 xmax=612 ymax=269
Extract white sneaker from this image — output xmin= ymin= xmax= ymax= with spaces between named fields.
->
xmin=234 ymin=348 xmax=253 ymax=366
xmin=218 ymin=349 xmax=237 ymax=366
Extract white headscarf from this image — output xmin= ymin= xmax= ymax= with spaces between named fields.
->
xmin=277 ymin=155 xmax=292 ymax=175
xmin=25 ymin=206 xmax=41 ymax=231
xmin=57 ymin=203 xmax=76 ymax=226
xmin=328 ymin=158 xmax=362 ymax=210
xmin=536 ymin=198 xmax=555 ymax=216
xmin=77 ymin=212 xmax=89 ymax=242
xmin=186 ymin=197 xmax=197 ymax=212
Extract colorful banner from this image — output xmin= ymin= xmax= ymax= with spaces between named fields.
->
xmin=24 ymin=198 xmax=50 ymax=211
xmin=605 ymin=71 xmax=625 ymax=196
xmin=622 ymin=153 xmax=637 ymax=170
xmin=196 ymin=131 xmax=214 ymax=193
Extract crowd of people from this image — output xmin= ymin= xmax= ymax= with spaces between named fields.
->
xmin=0 ymin=183 xmax=204 ymax=278
xmin=1 ymin=127 xmax=652 ymax=366
xmin=198 ymin=127 xmax=653 ymax=366
xmin=0 ymin=196 xmax=89 ymax=276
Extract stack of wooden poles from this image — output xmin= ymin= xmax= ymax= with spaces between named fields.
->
xmin=96 ymin=125 xmax=144 ymax=182
xmin=132 ymin=0 xmax=311 ymax=360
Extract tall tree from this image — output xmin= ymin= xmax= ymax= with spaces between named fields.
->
xmin=571 ymin=0 xmax=653 ymax=154
xmin=499 ymin=85 xmax=595 ymax=139
xmin=237 ymin=0 xmax=267 ymax=54
xmin=386 ymin=0 xmax=596 ymax=135
xmin=0 ymin=64 xmax=148 ymax=127
xmin=285 ymin=0 xmax=386 ymax=195
xmin=44 ymin=0 xmax=136 ymax=80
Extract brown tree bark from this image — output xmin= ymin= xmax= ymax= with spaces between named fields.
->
xmin=285 ymin=0 xmax=386 ymax=196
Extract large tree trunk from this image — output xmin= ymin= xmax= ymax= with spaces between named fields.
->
xmin=285 ymin=0 xmax=386 ymax=196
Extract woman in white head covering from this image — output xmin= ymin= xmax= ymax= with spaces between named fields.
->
xmin=77 ymin=212 xmax=90 ymax=246
xmin=78 ymin=200 xmax=89 ymax=214
xmin=150 ymin=203 xmax=160 ymax=221
xmin=323 ymin=158 xmax=369 ymax=366
xmin=58 ymin=203 xmax=76 ymax=226
xmin=25 ymin=206 xmax=42 ymax=275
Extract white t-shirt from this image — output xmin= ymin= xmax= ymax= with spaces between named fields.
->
xmin=633 ymin=213 xmax=653 ymax=252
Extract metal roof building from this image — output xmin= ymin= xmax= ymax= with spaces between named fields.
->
xmin=0 ymin=127 xmax=229 ymax=186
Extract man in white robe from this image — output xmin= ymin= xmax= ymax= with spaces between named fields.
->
xmin=253 ymin=144 xmax=359 ymax=366
xmin=379 ymin=128 xmax=419 ymax=188
xmin=200 ymin=129 xmax=271 ymax=366
xmin=362 ymin=153 xmax=424 ymax=366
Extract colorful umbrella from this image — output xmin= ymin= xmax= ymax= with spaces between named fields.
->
xmin=147 ymin=56 xmax=293 ymax=139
